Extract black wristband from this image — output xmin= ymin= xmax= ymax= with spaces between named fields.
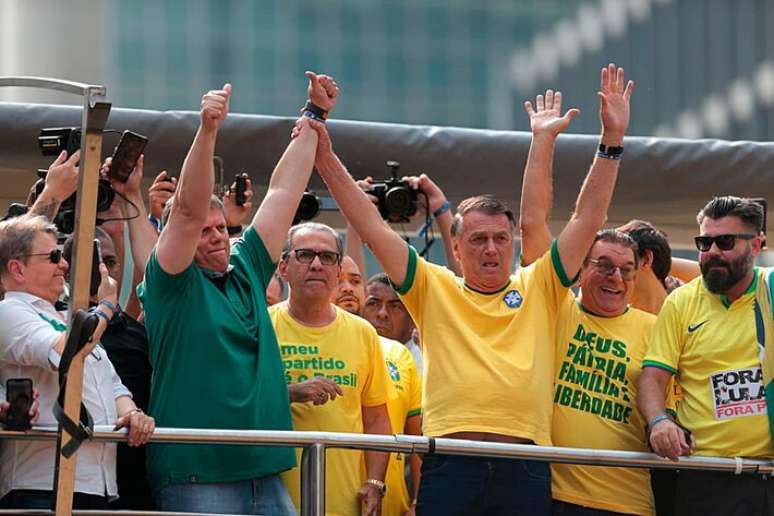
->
xmin=597 ymin=143 xmax=624 ymax=160
xmin=227 ymin=225 xmax=243 ymax=236
xmin=301 ymin=100 xmax=328 ymax=120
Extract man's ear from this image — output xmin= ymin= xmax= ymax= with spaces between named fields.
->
xmin=752 ymin=234 xmax=764 ymax=256
xmin=452 ymin=237 xmax=462 ymax=265
xmin=277 ymin=257 xmax=289 ymax=281
xmin=640 ymin=249 xmax=654 ymax=270
xmin=6 ymin=260 xmax=25 ymax=284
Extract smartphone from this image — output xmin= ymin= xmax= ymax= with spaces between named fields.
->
xmin=235 ymin=174 xmax=248 ymax=206
xmin=5 ymin=378 xmax=33 ymax=430
xmin=109 ymin=130 xmax=148 ymax=183
xmin=90 ymin=239 xmax=102 ymax=297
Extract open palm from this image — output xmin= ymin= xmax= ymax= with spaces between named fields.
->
xmin=524 ymin=89 xmax=579 ymax=138
xmin=598 ymin=63 xmax=634 ymax=138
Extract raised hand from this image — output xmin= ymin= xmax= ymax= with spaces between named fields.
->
xmin=200 ymin=83 xmax=232 ymax=133
xmin=109 ymin=154 xmax=145 ymax=199
xmin=598 ymin=63 xmax=634 ymax=144
xmin=305 ymin=71 xmax=339 ymax=113
xmin=524 ymin=89 xmax=580 ymax=138
xmin=148 ymin=171 xmax=177 ymax=220
xmin=44 ymin=150 xmax=81 ymax=202
xmin=223 ymin=174 xmax=254 ymax=227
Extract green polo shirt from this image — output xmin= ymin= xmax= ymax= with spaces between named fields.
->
xmin=138 ymin=226 xmax=294 ymax=490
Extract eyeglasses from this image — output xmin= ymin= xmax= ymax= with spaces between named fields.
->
xmin=585 ymin=257 xmax=637 ymax=280
xmin=694 ymin=233 xmax=756 ymax=252
xmin=26 ymin=249 xmax=63 ymax=264
xmin=290 ymin=249 xmax=341 ymax=266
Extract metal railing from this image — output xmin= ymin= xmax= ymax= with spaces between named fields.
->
xmin=1 ymin=425 xmax=772 ymax=516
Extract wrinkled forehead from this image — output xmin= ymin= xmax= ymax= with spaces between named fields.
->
xmin=290 ymin=228 xmax=338 ymax=252
xmin=340 ymin=256 xmax=361 ymax=276
xmin=587 ymin=241 xmax=637 ymax=265
xmin=366 ymin=281 xmax=400 ymax=301
xmin=459 ymin=211 xmax=514 ymax=237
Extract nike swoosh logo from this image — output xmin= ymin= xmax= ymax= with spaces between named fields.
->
xmin=688 ymin=320 xmax=709 ymax=333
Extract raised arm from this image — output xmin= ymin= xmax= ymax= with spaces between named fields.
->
xmin=519 ymin=90 xmax=579 ymax=266
xmin=556 ymin=64 xmax=634 ymax=278
xmin=311 ymin=122 xmax=410 ymax=286
xmin=404 ymin=174 xmax=462 ymax=276
xmin=29 ymin=150 xmax=80 ymax=220
xmin=156 ymin=84 xmax=231 ymax=274
xmin=109 ymin=155 xmax=159 ymax=274
xmin=251 ymin=72 xmax=337 ymax=261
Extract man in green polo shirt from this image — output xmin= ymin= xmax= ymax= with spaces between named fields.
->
xmin=138 ymin=72 xmax=339 ymax=515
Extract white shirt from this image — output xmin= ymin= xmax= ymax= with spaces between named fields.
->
xmin=0 ymin=291 xmax=130 ymax=499
xmin=405 ymin=338 xmax=423 ymax=376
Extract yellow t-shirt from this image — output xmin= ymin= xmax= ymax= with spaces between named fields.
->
xmin=644 ymin=269 xmax=774 ymax=458
xmin=552 ymin=299 xmax=655 ymax=515
xmin=271 ymin=304 xmax=393 ymax=516
xmin=380 ymin=336 xmax=422 ymax=516
xmin=396 ymin=241 xmax=572 ymax=444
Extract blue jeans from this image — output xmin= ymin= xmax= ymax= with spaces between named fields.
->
xmin=0 ymin=490 xmax=108 ymax=510
xmin=156 ymin=475 xmax=296 ymax=515
xmin=416 ymin=454 xmax=551 ymax=516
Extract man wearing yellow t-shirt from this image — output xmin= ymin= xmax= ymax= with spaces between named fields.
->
xmin=550 ymin=230 xmax=656 ymax=515
xmin=640 ymin=196 xmax=774 ymax=515
xmin=305 ymin=63 xmax=634 ymax=515
xmin=271 ymin=223 xmax=392 ymax=516
xmin=333 ymin=256 xmax=423 ymax=516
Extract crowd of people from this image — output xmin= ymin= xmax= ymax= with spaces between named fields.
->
xmin=0 ymin=63 xmax=772 ymax=516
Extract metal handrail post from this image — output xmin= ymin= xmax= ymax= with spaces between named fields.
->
xmin=300 ymin=443 xmax=326 ymax=516
xmin=0 ymin=75 xmax=111 ymax=516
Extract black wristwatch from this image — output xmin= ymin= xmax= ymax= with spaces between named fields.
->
xmin=597 ymin=143 xmax=624 ymax=160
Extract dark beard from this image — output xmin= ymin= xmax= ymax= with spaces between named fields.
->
xmin=700 ymin=248 xmax=753 ymax=294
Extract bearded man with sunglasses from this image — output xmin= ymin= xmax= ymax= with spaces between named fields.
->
xmin=639 ymin=196 xmax=774 ymax=515
xmin=270 ymin=222 xmax=393 ymax=516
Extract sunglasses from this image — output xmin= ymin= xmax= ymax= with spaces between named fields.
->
xmin=585 ymin=257 xmax=637 ymax=281
xmin=26 ymin=249 xmax=63 ymax=264
xmin=694 ymin=233 xmax=756 ymax=252
xmin=290 ymin=248 xmax=341 ymax=266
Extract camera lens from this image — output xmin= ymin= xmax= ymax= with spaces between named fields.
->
xmin=295 ymin=191 xmax=320 ymax=222
xmin=385 ymin=186 xmax=417 ymax=218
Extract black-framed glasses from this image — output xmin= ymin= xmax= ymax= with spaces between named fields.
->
xmin=290 ymin=248 xmax=341 ymax=266
xmin=585 ymin=257 xmax=637 ymax=281
xmin=26 ymin=249 xmax=63 ymax=264
xmin=694 ymin=233 xmax=756 ymax=252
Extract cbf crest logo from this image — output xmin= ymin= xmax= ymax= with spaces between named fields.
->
xmin=503 ymin=289 xmax=523 ymax=308
xmin=387 ymin=361 xmax=401 ymax=381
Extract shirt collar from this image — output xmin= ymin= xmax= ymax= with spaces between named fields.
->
xmin=3 ymin=290 xmax=57 ymax=308
xmin=716 ymin=267 xmax=759 ymax=308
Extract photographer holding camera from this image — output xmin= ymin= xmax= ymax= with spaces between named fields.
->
xmin=346 ymin=173 xmax=461 ymax=279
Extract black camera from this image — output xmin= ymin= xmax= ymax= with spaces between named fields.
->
xmin=367 ymin=161 xmax=418 ymax=223
xmin=33 ymin=171 xmax=115 ymax=235
xmin=293 ymin=189 xmax=320 ymax=224
xmin=38 ymin=127 xmax=81 ymax=157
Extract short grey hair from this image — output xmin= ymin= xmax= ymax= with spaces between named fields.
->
xmin=0 ymin=215 xmax=58 ymax=277
xmin=161 ymin=194 xmax=224 ymax=227
xmin=281 ymin=222 xmax=344 ymax=260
